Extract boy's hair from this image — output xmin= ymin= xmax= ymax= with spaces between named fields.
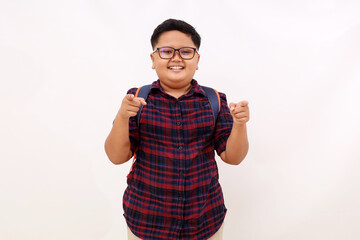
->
xmin=151 ymin=19 xmax=201 ymax=50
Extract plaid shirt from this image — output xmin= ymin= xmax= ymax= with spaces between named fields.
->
xmin=123 ymin=80 xmax=233 ymax=240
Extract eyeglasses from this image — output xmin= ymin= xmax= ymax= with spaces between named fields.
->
xmin=154 ymin=47 xmax=198 ymax=60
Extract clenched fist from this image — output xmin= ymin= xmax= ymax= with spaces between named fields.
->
xmin=229 ymin=101 xmax=250 ymax=125
xmin=118 ymin=94 xmax=147 ymax=120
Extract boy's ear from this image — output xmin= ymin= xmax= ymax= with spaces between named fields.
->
xmin=196 ymin=54 xmax=200 ymax=70
xmin=150 ymin=53 xmax=155 ymax=69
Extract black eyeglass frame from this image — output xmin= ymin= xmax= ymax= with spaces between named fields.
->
xmin=153 ymin=47 xmax=198 ymax=60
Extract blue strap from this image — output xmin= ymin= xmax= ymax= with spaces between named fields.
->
xmin=135 ymin=84 xmax=152 ymax=127
xmin=201 ymin=86 xmax=220 ymax=124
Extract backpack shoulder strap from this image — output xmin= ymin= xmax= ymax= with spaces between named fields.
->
xmin=135 ymin=84 xmax=152 ymax=127
xmin=127 ymin=84 xmax=151 ymax=178
xmin=201 ymin=86 xmax=221 ymax=124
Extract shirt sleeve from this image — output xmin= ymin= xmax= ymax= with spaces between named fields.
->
xmin=127 ymin=88 xmax=140 ymax=157
xmin=214 ymin=92 xmax=233 ymax=156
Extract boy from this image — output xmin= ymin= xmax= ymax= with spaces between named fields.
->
xmin=105 ymin=19 xmax=249 ymax=240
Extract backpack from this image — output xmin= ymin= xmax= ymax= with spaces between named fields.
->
xmin=134 ymin=84 xmax=221 ymax=127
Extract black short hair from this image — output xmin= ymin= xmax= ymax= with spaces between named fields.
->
xmin=151 ymin=19 xmax=201 ymax=50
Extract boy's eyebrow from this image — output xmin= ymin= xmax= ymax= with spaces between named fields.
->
xmin=156 ymin=46 xmax=198 ymax=50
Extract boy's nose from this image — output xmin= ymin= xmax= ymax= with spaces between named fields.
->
xmin=171 ymin=51 xmax=182 ymax=61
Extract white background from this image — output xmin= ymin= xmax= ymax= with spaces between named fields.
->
xmin=1 ymin=0 xmax=360 ymax=239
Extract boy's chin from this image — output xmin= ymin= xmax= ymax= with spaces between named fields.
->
xmin=160 ymin=78 xmax=193 ymax=87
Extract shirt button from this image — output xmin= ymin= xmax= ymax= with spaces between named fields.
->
xmin=178 ymin=146 xmax=183 ymax=150
xmin=179 ymin=171 xmax=183 ymax=176
xmin=178 ymin=220 xmax=182 ymax=226
xmin=177 ymin=121 xmax=181 ymax=125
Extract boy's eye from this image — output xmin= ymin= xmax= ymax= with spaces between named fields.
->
xmin=160 ymin=48 xmax=173 ymax=54
xmin=180 ymin=48 xmax=194 ymax=55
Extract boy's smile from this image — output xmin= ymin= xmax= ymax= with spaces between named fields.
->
xmin=168 ymin=65 xmax=184 ymax=70
xmin=150 ymin=30 xmax=200 ymax=96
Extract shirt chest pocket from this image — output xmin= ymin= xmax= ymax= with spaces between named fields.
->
xmin=180 ymin=101 xmax=215 ymax=144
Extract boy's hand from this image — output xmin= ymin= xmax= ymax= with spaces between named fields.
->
xmin=229 ymin=101 xmax=249 ymax=125
xmin=118 ymin=94 xmax=147 ymax=120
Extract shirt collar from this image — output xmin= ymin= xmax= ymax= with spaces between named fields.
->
xmin=150 ymin=79 xmax=207 ymax=97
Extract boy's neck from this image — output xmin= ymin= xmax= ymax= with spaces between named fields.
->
xmin=160 ymin=81 xmax=193 ymax=99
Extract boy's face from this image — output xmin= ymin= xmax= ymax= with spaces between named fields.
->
xmin=151 ymin=30 xmax=200 ymax=90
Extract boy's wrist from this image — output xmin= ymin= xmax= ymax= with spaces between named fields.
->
xmin=232 ymin=122 xmax=247 ymax=130
xmin=115 ymin=113 xmax=130 ymax=124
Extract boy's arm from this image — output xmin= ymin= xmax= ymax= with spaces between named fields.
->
xmin=220 ymin=101 xmax=249 ymax=165
xmin=104 ymin=94 xmax=146 ymax=165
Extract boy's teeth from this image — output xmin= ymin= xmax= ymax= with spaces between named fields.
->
xmin=170 ymin=66 xmax=183 ymax=69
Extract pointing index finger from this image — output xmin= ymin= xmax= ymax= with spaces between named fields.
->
xmin=134 ymin=97 xmax=147 ymax=106
xmin=240 ymin=101 xmax=249 ymax=107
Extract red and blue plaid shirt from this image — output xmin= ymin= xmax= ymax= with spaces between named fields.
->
xmin=123 ymin=79 xmax=233 ymax=240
